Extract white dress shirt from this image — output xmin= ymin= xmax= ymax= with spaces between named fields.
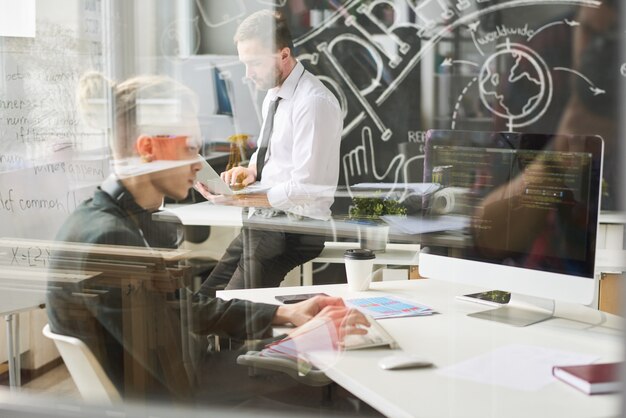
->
xmin=249 ymin=62 xmax=342 ymax=220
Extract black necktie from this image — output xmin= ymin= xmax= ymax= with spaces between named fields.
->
xmin=255 ymin=97 xmax=281 ymax=182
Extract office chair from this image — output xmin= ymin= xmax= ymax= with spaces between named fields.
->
xmin=237 ymin=351 xmax=331 ymax=387
xmin=42 ymin=324 xmax=121 ymax=404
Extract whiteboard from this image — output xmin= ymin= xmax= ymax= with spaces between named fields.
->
xmin=0 ymin=0 xmax=109 ymax=240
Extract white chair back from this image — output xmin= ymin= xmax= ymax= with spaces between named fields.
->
xmin=42 ymin=324 xmax=121 ymax=404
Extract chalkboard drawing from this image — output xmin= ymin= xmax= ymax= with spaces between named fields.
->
xmin=195 ymin=0 xmax=246 ymax=28
xmin=553 ymin=67 xmax=605 ymax=96
xmin=527 ymin=18 xmax=580 ymax=41
xmin=342 ymin=127 xmax=405 ymax=198
xmin=355 ymin=1 xmax=412 ymax=66
xmin=478 ymin=41 xmax=552 ymax=132
xmin=342 ymin=127 xmax=428 ymax=200
xmin=412 ymin=0 xmax=456 ymax=31
xmin=161 ymin=17 xmax=201 ymax=59
xmin=256 ymin=0 xmax=288 ymax=7
xmin=318 ymin=38 xmax=393 ymax=141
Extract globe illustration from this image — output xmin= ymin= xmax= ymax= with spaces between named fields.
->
xmin=479 ymin=42 xmax=552 ymax=130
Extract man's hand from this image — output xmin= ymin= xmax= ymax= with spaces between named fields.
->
xmin=194 ymin=181 xmax=222 ymax=201
xmin=273 ymin=295 xmax=345 ymax=326
xmin=285 ymin=304 xmax=371 ymax=341
xmin=222 ymin=165 xmax=256 ymax=187
xmin=274 ymin=296 xmax=370 ymax=335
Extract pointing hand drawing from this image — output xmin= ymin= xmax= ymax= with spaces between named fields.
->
xmin=342 ymin=127 xmax=405 ymax=198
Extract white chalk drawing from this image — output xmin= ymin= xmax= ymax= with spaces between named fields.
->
xmin=356 ymin=1 xmax=411 ymax=59
xmin=342 ymin=127 xmax=405 ymax=197
xmin=553 ymin=67 xmax=605 ymax=96
xmin=398 ymin=154 xmax=426 ymax=202
xmin=256 ymin=0 xmax=288 ymax=7
xmin=467 ymin=21 xmax=480 ymax=32
xmin=195 ymin=0 xmax=246 ymax=29
xmin=344 ymin=13 xmax=398 ymax=68
xmin=479 ymin=40 xmax=552 ymax=131
xmin=293 ymin=0 xmax=603 ymax=184
xmin=527 ymin=18 xmax=579 ymax=41
xmin=342 ymin=127 xmax=429 ymax=199
xmin=375 ymin=0 xmax=600 ymax=106
xmin=412 ymin=0 xmax=456 ymax=29
xmin=318 ymin=38 xmax=392 ymax=141
xmin=445 ymin=20 xmax=609 ymax=132
xmin=160 ymin=17 xmax=201 ymax=60
xmin=451 ymin=76 xmax=479 ymax=130
xmin=441 ymin=58 xmax=479 ymax=68
xmin=622 ymin=64 xmax=626 ymax=77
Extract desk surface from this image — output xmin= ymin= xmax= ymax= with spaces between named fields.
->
xmin=153 ymin=202 xmax=420 ymax=242
xmin=218 ymin=280 xmax=623 ymax=418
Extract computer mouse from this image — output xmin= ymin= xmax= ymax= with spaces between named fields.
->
xmin=378 ymin=354 xmax=433 ymax=370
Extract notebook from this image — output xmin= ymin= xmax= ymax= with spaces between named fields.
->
xmin=552 ymin=362 xmax=622 ymax=395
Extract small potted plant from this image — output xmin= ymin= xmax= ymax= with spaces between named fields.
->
xmin=349 ymin=196 xmax=406 ymax=252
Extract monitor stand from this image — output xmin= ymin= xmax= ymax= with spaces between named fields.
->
xmin=468 ymin=294 xmax=555 ymax=327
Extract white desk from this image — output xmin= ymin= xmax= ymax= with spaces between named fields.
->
xmin=0 ymin=267 xmax=98 ymax=388
xmin=154 ymin=203 xmax=422 ymax=285
xmin=155 ymin=202 xmax=244 ymax=227
xmin=218 ymin=280 xmax=623 ymax=418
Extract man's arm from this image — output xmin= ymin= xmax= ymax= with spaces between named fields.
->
xmin=190 ymin=295 xmax=363 ymax=340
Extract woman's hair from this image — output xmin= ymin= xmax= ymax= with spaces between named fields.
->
xmin=77 ymin=72 xmax=198 ymax=158
xmin=234 ymin=10 xmax=294 ymax=53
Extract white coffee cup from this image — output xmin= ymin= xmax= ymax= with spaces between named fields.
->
xmin=344 ymin=249 xmax=376 ymax=291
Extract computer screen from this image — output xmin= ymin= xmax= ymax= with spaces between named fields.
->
xmin=172 ymin=55 xmax=262 ymax=144
xmin=418 ymin=130 xmax=603 ymax=317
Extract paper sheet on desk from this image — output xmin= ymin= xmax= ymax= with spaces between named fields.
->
xmin=353 ymin=183 xmax=440 ymax=195
xmin=438 ymin=344 xmax=599 ymax=391
xmin=161 ymin=202 xmax=243 ymax=226
xmin=346 ymin=296 xmax=435 ymax=319
xmin=382 ymin=215 xmax=469 ymax=235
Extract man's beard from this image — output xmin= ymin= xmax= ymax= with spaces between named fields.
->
xmin=255 ymin=65 xmax=283 ymax=90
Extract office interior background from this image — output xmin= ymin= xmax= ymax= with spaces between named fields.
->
xmin=0 ymin=0 xmax=624 ymax=416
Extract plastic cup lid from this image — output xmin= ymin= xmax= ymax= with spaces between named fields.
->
xmin=344 ymin=249 xmax=376 ymax=260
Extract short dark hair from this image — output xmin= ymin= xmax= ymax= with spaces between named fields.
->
xmin=234 ymin=10 xmax=294 ymax=52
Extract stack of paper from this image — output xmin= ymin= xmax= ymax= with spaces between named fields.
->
xmin=346 ymin=296 xmax=436 ymax=319
xmin=382 ymin=214 xmax=469 ymax=235
xmin=261 ymin=318 xmax=339 ymax=361
xmin=352 ymin=183 xmax=440 ymax=196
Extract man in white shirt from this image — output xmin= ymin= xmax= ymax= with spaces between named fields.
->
xmin=196 ymin=10 xmax=342 ymax=292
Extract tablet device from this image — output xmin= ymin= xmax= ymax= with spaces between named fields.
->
xmin=196 ymin=156 xmax=269 ymax=196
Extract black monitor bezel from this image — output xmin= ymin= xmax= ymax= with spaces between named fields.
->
xmin=423 ymin=130 xmax=603 ymax=279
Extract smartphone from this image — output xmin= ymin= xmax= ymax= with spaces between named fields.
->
xmin=455 ymin=290 xmax=511 ymax=307
xmin=275 ymin=293 xmax=329 ymax=304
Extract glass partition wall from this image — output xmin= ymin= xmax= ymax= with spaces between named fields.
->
xmin=0 ymin=0 xmax=622 ymax=415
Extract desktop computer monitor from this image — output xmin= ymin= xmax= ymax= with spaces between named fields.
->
xmin=418 ymin=130 xmax=603 ymax=326
xmin=172 ymin=55 xmax=262 ymax=146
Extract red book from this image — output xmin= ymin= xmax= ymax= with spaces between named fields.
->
xmin=552 ymin=362 xmax=623 ymax=395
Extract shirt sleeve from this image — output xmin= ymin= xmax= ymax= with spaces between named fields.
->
xmin=266 ymin=95 xmax=341 ymax=219
xmin=190 ymin=297 xmax=279 ymax=340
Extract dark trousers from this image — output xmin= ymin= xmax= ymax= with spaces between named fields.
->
xmin=197 ymin=227 xmax=325 ymax=294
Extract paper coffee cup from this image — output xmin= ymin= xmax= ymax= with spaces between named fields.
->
xmin=344 ymin=249 xmax=376 ymax=291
